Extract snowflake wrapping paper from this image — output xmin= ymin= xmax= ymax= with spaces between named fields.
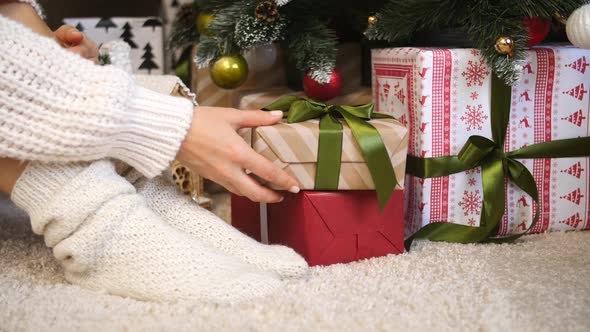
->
xmin=372 ymin=46 xmax=590 ymax=237
xmin=64 ymin=17 xmax=164 ymax=75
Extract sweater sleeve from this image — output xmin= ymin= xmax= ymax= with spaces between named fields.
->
xmin=0 ymin=16 xmax=195 ymax=178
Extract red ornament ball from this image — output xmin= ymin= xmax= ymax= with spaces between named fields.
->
xmin=303 ymin=69 xmax=343 ymax=101
xmin=524 ymin=17 xmax=552 ymax=46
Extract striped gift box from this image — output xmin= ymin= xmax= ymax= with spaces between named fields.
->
xmin=240 ymin=118 xmax=408 ymax=191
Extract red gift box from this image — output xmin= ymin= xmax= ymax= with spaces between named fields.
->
xmin=231 ymin=190 xmax=405 ymax=266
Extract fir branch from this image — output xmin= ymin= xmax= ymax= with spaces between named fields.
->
xmin=366 ymin=0 xmax=586 ymax=84
xmin=198 ymin=0 xmax=235 ymax=12
xmin=365 ymin=0 xmax=458 ymax=41
xmin=194 ymin=35 xmax=221 ymax=67
xmin=283 ymin=17 xmax=338 ymax=83
xmin=234 ymin=14 xmax=287 ymax=48
xmin=460 ymin=0 xmax=529 ymax=84
xmin=194 ymin=0 xmax=255 ymax=65
xmin=508 ymin=0 xmax=585 ymax=18
xmin=168 ymin=4 xmax=199 ymax=51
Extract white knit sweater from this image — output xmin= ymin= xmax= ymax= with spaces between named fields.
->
xmin=0 ymin=1 xmax=194 ymax=178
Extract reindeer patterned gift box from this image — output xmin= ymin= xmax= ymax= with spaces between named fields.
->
xmin=372 ymin=46 xmax=590 ymax=237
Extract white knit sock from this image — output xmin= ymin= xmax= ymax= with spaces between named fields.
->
xmin=11 ymin=161 xmax=283 ymax=303
xmin=126 ymin=172 xmax=308 ymax=279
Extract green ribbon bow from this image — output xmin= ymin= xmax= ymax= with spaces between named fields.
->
xmin=405 ymin=74 xmax=590 ymax=250
xmin=263 ymin=96 xmax=397 ymax=210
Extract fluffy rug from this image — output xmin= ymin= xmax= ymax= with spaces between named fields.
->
xmin=1 ymin=194 xmax=589 ymax=332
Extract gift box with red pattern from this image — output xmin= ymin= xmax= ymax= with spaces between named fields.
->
xmin=372 ymin=46 xmax=590 ymax=238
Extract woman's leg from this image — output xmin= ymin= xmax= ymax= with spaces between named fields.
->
xmin=130 ymin=174 xmax=308 ymax=279
xmin=9 ymin=160 xmax=283 ymax=303
xmin=0 ymin=158 xmax=27 ymax=195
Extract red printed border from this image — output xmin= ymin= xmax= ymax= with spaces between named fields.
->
xmin=532 ymin=49 xmax=555 ymax=233
xmin=429 ymin=50 xmax=453 ymax=222
xmin=373 ymin=62 xmax=418 ymax=229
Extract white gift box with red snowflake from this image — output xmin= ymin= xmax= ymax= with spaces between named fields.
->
xmin=372 ymin=46 xmax=590 ymax=237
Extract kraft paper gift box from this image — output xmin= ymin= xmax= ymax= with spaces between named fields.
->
xmin=231 ymin=190 xmax=405 ymax=266
xmin=372 ymin=46 xmax=590 ymax=239
xmin=239 ymin=112 xmax=408 ymax=191
xmin=64 ymin=17 xmax=164 ymax=75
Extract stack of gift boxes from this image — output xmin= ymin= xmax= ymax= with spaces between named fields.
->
xmin=232 ymin=99 xmax=408 ymax=266
xmin=199 ymin=42 xmax=590 ymax=266
xmin=219 ymin=43 xmax=408 ymax=266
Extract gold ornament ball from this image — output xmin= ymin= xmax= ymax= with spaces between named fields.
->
xmin=196 ymin=13 xmax=214 ymax=35
xmin=368 ymin=15 xmax=378 ymax=25
xmin=495 ymin=36 xmax=514 ymax=57
xmin=210 ymin=55 xmax=249 ymax=90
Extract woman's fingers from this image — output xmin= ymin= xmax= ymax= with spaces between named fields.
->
xmin=69 ymin=44 xmax=99 ymax=63
xmin=54 ymin=25 xmax=99 ymax=63
xmin=230 ymin=170 xmax=284 ymax=203
xmin=54 ymin=24 xmax=83 ymax=46
xmin=232 ymin=110 xmax=284 ymax=129
xmin=178 ymin=106 xmax=300 ymax=203
xmin=239 ymin=147 xmax=300 ymax=194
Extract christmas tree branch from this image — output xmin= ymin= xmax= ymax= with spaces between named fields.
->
xmin=194 ymin=35 xmax=221 ymax=67
xmin=366 ymin=0 xmax=585 ymax=84
xmin=460 ymin=1 xmax=529 ymax=84
xmin=283 ymin=17 xmax=338 ymax=83
xmin=365 ymin=0 xmax=457 ymax=41
xmin=193 ymin=0 xmax=340 ymax=83
xmin=168 ymin=4 xmax=199 ymax=51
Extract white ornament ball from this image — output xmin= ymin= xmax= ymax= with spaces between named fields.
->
xmin=243 ymin=43 xmax=278 ymax=73
xmin=100 ymin=41 xmax=133 ymax=74
xmin=567 ymin=4 xmax=590 ymax=49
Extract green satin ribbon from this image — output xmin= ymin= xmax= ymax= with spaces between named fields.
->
xmin=405 ymin=74 xmax=590 ymax=250
xmin=263 ymin=96 xmax=397 ymax=210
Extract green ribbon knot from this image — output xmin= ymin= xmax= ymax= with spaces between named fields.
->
xmin=457 ymin=135 xmax=497 ymax=168
xmin=405 ymin=74 xmax=590 ymax=250
xmin=264 ymin=96 xmax=397 ymax=210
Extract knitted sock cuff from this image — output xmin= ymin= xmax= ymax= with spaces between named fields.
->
xmin=10 ymin=162 xmax=88 ymax=227
xmin=11 ymin=160 xmax=137 ymax=245
xmin=109 ymin=86 xmax=195 ymax=179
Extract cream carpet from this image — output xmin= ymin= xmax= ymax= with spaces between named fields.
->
xmin=1 ymin=194 xmax=589 ymax=332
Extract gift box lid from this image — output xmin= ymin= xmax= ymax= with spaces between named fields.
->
xmin=250 ymin=119 xmax=408 ymax=164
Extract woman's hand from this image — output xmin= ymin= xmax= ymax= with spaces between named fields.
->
xmin=177 ymin=107 xmax=300 ymax=203
xmin=0 ymin=3 xmax=98 ymax=62
xmin=54 ymin=25 xmax=99 ymax=63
